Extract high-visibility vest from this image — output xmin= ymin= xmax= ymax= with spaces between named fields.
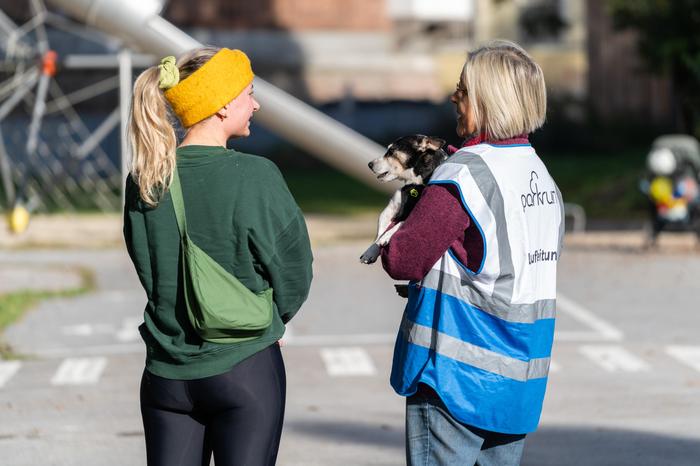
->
xmin=391 ymin=142 xmax=565 ymax=434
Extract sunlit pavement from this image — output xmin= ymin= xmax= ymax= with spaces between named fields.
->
xmin=0 ymin=241 xmax=699 ymax=465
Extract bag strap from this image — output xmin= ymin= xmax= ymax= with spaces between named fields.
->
xmin=169 ymin=166 xmax=187 ymax=238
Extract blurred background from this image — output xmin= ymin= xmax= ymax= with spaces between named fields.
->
xmin=0 ymin=0 xmax=693 ymax=221
xmin=0 ymin=1 xmax=699 ymax=465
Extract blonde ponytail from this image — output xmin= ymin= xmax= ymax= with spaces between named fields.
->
xmin=128 ymin=66 xmax=177 ymax=207
xmin=128 ymin=46 xmax=220 ymax=207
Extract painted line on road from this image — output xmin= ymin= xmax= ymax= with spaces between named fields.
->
xmin=579 ymin=345 xmax=650 ymax=372
xmin=0 ymin=361 xmax=21 ymax=388
xmin=116 ymin=317 xmax=142 ymax=342
xmin=285 ymin=332 xmax=396 ymax=347
xmin=61 ymin=323 xmax=115 ymax=336
xmin=320 ymin=347 xmax=377 ymax=377
xmin=51 ymin=358 xmax=107 ymax=385
xmin=556 ymin=293 xmax=624 ymax=342
xmin=666 ymin=346 xmax=700 ymax=372
xmin=35 ymin=344 xmax=144 ymax=358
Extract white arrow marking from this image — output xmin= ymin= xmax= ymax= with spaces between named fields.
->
xmin=320 ymin=347 xmax=376 ymax=377
xmin=0 ymin=361 xmax=21 ymax=388
xmin=51 ymin=358 xmax=107 ymax=385
xmin=666 ymin=346 xmax=700 ymax=372
xmin=579 ymin=345 xmax=650 ymax=372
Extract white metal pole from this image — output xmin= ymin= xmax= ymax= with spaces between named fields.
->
xmin=118 ymin=48 xmax=132 ymax=207
xmin=46 ymin=0 xmax=396 ymax=193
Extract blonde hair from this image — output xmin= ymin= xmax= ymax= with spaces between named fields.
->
xmin=460 ymin=40 xmax=546 ymax=140
xmin=128 ymin=46 xmax=220 ymax=207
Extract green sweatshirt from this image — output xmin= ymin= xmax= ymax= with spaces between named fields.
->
xmin=123 ymin=145 xmax=313 ymax=380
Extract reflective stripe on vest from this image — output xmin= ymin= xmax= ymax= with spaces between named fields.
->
xmin=401 ymin=318 xmax=551 ymax=382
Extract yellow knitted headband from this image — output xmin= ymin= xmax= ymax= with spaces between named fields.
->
xmin=161 ymin=48 xmax=254 ymax=128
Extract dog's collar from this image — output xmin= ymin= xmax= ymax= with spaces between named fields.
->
xmin=401 ymin=184 xmax=425 ymax=198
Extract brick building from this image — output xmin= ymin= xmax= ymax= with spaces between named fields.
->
xmin=0 ymin=0 xmax=676 ymax=125
xmin=163 ymin=0 xmax=597 ymax=108
xmin=164 ymin=0 xmax=390 ymax=30
xmin=162 ymin=0 xmax=471 ymax=102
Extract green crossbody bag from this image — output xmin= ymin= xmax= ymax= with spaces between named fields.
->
xmin=170 ymin=166 xmax=274 ymax=343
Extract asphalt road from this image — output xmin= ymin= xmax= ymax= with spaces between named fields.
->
xmin=0 ymin=242 xmax=699 ymax=466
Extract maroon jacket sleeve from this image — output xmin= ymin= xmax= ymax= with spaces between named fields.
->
xmin=381 ymin=184 xmax=470 ymax=281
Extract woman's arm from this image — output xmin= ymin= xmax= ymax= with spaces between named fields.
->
xmin=122 ymin=175 xmax=154 ymax=295
xmin=381 ymin=184 xmax=470 ymax=281
xmin=261 ymin=212 xmax=313 ymax=324
xmin=247 ymin=160 xmax=313 ymax=324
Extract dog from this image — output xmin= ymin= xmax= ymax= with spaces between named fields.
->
xmin=359 ymin=134 xmax=449 ymax=269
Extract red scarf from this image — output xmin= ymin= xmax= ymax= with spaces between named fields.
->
xmin=446 ymin=134 xmax=529 ymax=155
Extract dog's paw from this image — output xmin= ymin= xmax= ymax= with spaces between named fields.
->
xmin=377 ymin=221 xmax=403 ymax=246
xmin=360 ymin=244 xmax=381 ymax=264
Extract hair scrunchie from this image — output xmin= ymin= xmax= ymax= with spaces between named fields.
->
xmin=158 ymin=56 xmax=180 ymax=90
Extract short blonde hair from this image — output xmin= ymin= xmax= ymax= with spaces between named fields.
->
xmin=460 ymin=40 xmax=546 ymax=140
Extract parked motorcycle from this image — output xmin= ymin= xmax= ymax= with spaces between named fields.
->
xmin=640 ymin=134 xmax=700 ymax=244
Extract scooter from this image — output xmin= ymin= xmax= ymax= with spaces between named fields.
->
xmin=640 ymin=135 xmax=700 ymax=245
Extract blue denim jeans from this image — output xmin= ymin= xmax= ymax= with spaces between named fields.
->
xmin=406 ymin=385 xmax=526 ymax=466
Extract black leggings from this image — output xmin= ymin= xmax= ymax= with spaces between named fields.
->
xmin=140 ymin=344 xmax=286 ymax=466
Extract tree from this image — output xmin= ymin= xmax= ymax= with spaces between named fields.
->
xmin=607 ymin=0 xmax=700 ymax=136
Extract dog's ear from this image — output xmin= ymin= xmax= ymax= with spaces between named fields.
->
xmin=425 ymin=137 xmax=446 ymax=151
xmin=414 ymin=152 xmax=436 ymax=181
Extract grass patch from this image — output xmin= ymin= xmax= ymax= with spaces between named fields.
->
xmin=283 ymin=149 xmax=651 ymax=221
xmin=283 ymin=169 xmax=387 ymax=215
xmin=0 ymin=267 xmax=96 ymax=359
xmin=540 ymin=148 xmax=649 ymax=220
xmin=2 ymin=149 xmax=650 ymax=221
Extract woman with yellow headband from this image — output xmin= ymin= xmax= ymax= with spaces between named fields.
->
xmin=123 ymin=47 xmax=313 ymax=465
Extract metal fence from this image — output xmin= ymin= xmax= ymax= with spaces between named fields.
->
xmin=0 ymin=0 xmax=127 ymax=213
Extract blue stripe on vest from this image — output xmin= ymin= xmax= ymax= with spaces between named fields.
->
xmin=391 ymin=342 xmax=547 ymax=434
xmin=406 ymin=284 xmax=555 ymax=360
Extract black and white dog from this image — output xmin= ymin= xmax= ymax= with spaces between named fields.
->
xmin=360 ymin=134 xmax=449 ymax=265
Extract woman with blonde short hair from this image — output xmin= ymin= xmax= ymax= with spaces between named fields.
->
xmin=123 ymin=46 xmax=313 ymax=466
xmin=381 ymin=40 xmax=564 ymax=465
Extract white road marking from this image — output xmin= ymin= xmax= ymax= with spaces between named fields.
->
xmin=556 ymin=293 xmax=624 ymax=342
xmin=320 ymin=347 xmax=377 ymax=377
xmin=0 ymin=361 xmax=21 ymax=388
xmin=36 ymin=344 xmax=143 ymax=358
xmin=61 ymin=323 xmax=114 ymax=336
xmin=98 ymin=291 xmax=130 ymax=302
xmin=284 ymin=324 xmax=294 ymax=339
xmin=666 ymin=346 xmax=700 ymax=372
xmin=288 ymin=333 xmax=395 ymax=347
xmin=579 ymin=345 xmax=650 ymax=372
xmin=51 ymin=358 xmax=107 ymax=385
xmin=549 ymin=360 xmax=561 ymax=372
xmin=116 ymin=317 xmax=141 ymax=342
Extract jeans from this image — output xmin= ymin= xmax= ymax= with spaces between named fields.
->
xmin=406 ymin=385 xmax=526 ymax=466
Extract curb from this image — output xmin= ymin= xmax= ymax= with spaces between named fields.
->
xmin=1 ymin=214 xmax=698 ymax=253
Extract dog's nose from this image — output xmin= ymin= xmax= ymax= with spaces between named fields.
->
xmin=368 ymin=161 xmax=374 ymax=170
